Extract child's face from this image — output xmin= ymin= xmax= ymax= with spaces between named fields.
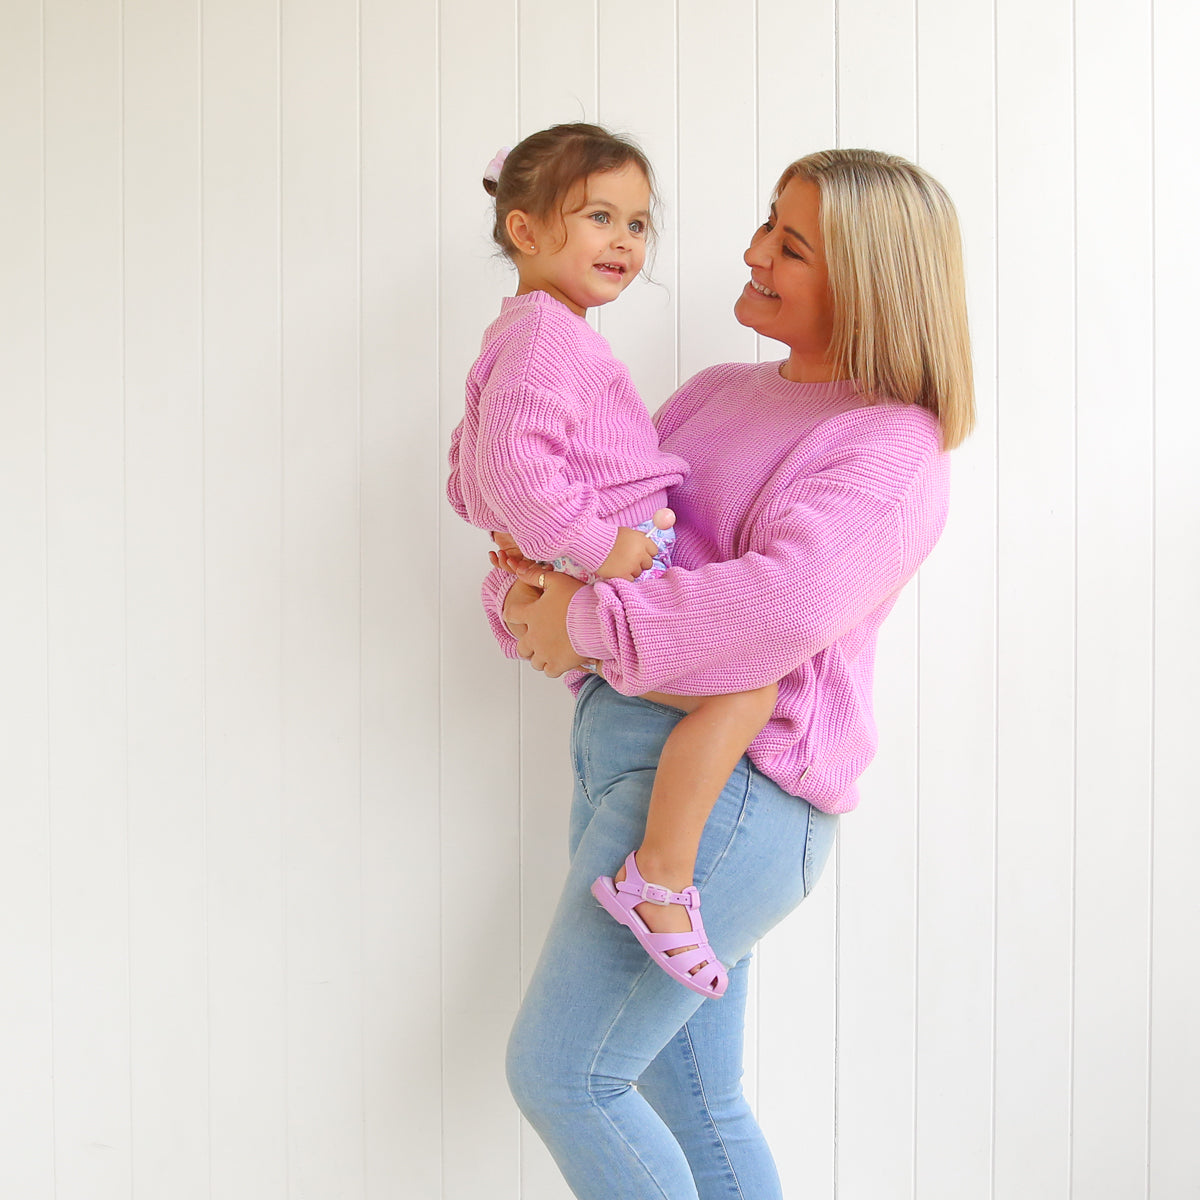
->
xmin=518 ymin=165 xmax=651 ymax=316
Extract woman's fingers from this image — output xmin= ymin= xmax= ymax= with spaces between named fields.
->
xmin=507 ymin=569 xmax=587 ymax=676
xmin=502 ymin=579 xmax=544 ymax=639
xmin=515 ymin=634 xmax=541 ymax=669
xmin=515 ymin=560 xmax=546 ymax=583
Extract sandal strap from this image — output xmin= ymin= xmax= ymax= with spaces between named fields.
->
xmin=685 ymin=958 xmax=726 ymax=992
xmin=664 ymin=944 xmax=719 ymax=974
xmin=615 ymin=851 xmax=698 ymax=907
xmin=641 ymin=929 xmax=709 ymax=952
xmin=614 ymin=877 xmax=696 ymax=907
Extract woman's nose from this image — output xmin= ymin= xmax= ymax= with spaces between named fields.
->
xmin=744 ymin=235 xmax=767 ymax=267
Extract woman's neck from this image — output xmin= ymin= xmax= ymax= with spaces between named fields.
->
xmin=780 ymin=352 xmax=843 ymax=384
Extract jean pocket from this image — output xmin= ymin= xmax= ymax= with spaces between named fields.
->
xmin=694 ymin=757 xmax=756 ymax=887
xmin=801 ymin=804 xmax=838 ymax=896
xmin=570 ymin=675 xmax=605 ymax=807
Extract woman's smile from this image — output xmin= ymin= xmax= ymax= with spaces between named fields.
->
xmin=734 ymin=177 xmax=838 ymax=381
xmin=744 ymin=277 xmax=780 ymax=299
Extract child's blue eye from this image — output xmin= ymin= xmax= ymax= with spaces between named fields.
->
xmin=591 ymin=211 xmax=610 ymax=224
xmin=630 ymin=220 xmax=645 ymax=235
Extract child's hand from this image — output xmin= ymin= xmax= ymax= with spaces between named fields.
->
xmin=595 ymin=525 xmax=659 ymax=581
xmin=489 ymin=530 xmax=538 ymax=575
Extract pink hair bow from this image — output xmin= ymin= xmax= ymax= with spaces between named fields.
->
xmin=484 ymin=147 xmax=511 ymax=184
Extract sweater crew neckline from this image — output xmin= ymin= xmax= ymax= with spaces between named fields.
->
xmin=501 ymin=290 xmax=588 ymax=322
xmin=752 ymin=361 xmax=865 ymax=406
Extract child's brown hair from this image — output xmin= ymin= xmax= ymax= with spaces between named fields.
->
xmin=484 ymin=122 xmax=657 ymax=257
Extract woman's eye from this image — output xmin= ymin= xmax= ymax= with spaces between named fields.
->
xmin=782 ymin=245 xmax=804 ymax=260
xmin=760 ymin=219 xmax=774 ymax=233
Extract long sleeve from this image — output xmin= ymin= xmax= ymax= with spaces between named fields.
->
xmin=480 ymin=566 xmax=521 ymax=659
xmin=565 ymin=459 xmax=945 ymax=696
xmin=446 ymin=419 xmax=469 ymax=521
xmin=454 ymin=354 xmax=953 ymax=813
xmin=449 ymin=291 xmax=686 ymax=573
xmin=472 ymin=381 xmax=619 ymax=571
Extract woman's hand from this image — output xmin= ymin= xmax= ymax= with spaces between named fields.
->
xmin=503 ymin=567 xmax=588 ymax=677
xmin=499 ymin=578 xmax=540 ymax=641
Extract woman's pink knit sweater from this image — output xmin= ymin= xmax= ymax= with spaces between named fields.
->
xmin=462 ymin=352 xmax=951 ymax=815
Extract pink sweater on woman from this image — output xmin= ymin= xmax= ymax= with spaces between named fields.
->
xmin=465 ymin=359 xmax=951 ymax=815
xmin=448 ymin=291 xmax=688 ymax=574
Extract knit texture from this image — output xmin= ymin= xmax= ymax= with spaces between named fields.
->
xmin=448 ymin=291 xmax=689 ymax=573
xmin=478 ymin=360 xmax=951 ymax=814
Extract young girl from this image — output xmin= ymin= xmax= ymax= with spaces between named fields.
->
xmin=447 ymin=123 xmax=777 ymax=998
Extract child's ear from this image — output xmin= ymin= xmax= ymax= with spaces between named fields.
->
xmin=505 ymin=209 xmax=538 ymax=255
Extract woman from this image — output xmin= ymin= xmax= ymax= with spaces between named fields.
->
xmin=486 ymin=148 xmax=973 ymax=1199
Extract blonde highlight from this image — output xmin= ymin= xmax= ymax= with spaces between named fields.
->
xmin=776 ymin=150 xmax=975 ymax=450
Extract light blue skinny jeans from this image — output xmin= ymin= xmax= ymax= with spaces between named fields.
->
xmin=507 ymin=675 xmax=838 ymax=1199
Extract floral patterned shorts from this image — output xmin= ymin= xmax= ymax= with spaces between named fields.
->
xmin=553 ymin=516 xmax=676 ymax=584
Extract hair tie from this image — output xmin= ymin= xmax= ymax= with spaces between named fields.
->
xmin=483 ymin=147 xmax=511 ymax=184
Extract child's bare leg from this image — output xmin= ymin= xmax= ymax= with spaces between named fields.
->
xmin=613 ymin=683 xmax=779 ymax=956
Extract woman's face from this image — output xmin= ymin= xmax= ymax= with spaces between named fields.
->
xmin=734 ymin=177 xmax=838 ymax=381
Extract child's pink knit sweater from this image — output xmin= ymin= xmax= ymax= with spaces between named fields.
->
xmin=473 ymin=360 xmax=951 ymax=815
xmin=448 ymin=291 xmax=688 ymax=574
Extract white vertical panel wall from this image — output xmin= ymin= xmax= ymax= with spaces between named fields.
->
xmin=201 ymin=0 xmax=287 ymax=1193
xmin=994 ymin=0 xmax=1075 ymax=1195
xmin=1 ymin=2 xmax=1196 ymax=1199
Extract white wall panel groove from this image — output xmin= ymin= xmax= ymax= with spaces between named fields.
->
xmin=994 ymin=0 xmax=1077 ymax=1196
xmin=0 ymin=2 xmax=53 ymax=1196
xmin=1 ymin=1 xmax=1195 ymax=1197
xmin=201 ymin=0 xmax=288 ymax=1194
xmin=1149 ymin=4 xmax=1200 ymax=1198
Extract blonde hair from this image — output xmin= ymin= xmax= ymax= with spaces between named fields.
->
xmin=776 ymin=149 xmax=975 ymax=450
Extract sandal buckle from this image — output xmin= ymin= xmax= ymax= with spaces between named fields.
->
xmin=640 ymin=883 xmax=672 ymax=906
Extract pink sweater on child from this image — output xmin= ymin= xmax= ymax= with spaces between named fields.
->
xmin=471 ymin=360 xmax=952 ymax=815
xmin=448 ymin=291 xmax=688 ymax=573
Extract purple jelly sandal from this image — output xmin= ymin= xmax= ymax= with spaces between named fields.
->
xmin=590 ymin=852 xmax=728 ymax=999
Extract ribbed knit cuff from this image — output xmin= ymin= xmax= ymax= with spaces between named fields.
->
xmin=481 ymin=568 xmax=522 ymax=659
xmin=558 ymin=519 xmax=619 ymax=576
xmin=565 ymin=585 xmax=609 ymax=659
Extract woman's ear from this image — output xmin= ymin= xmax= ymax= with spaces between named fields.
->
xmin=505 ymin=209 xmax=538 ymax=255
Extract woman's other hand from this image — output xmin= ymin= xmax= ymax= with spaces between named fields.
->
xmin=500 ymin=579 xmax=539 ymax=641
xmin=504 ymin=567 xmax=588 ymax=677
